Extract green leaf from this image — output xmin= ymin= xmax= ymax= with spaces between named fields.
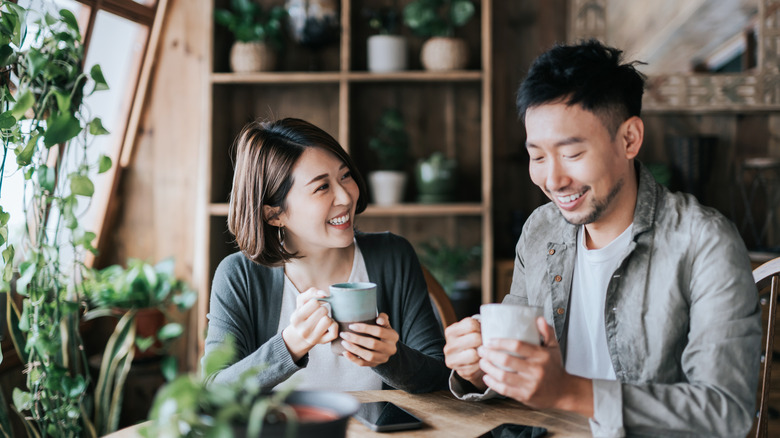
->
xmin=14 ymin=134 xmax=36 ymax=166
xmin=202 ymin=338 xmax=236 ymax=377
xmin=2 ymin=246 xmax=13 ymax=282
xmin=11 ymin=389 xmax=31 ymax=412
xmin=59 ymin=9 xmax=80 ymax=34
xmin=450 ymin=0 xmax=476 ymax=27
xmin=90 ymin=64 xmax=109 ymax=92
xmin=38 ymin=164 xmax=55 ymax=193
xmin=0 ymin=207 xmax=8 ymax=226
xmin=161 ymin=355 xmax=178 ymax=382
xmin=135 ymin=336 xmax=154 ymax=352
xmin=53 ymin=90 xmax=71 ymax=114
xmin=43 ymin=112 xmax=81 ymax=147
xmin=0 ymin=44 xmax=13 ymax=68
xmin=25 ymin=49 xmax=47 ymax=80
xmin=98 ymin=154 xmax=112 ymax=174
xmin=4 ymin=3 xmax=26 ymax=48
xmin=157 ymin=323 xmax=183 ymax=341
xmin=10 ymin=91 xmax=34 ymax=120
xmin=0 ymin=228 xmax=5 ymax=247
xmin=70 ymin=174 xmax=94 ymax=197
xmin=89 ymin=117 xmax=109 ymax=136
xmin=60 ymin=374 xmax=86 ymax=398
xmin=0 ymin=111 xmax=13 ymax=130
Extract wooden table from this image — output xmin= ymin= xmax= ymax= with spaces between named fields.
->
xmin=347 ymin=390 xmax=591 ymax=437
xmin=106 ymin=389 xmax=591 ymax=437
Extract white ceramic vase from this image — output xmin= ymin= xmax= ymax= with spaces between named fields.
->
xmin=420 ymin=37 xmax=468 ymax=71
xmin=367 ymin=35 xmax=407 ymax=72
xmin=369 ymin=171 xmax=407 ymax=205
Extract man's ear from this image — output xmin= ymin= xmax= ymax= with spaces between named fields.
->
xmin=263 ymin=205 xmax=282 ymax=227
xmin=622 ymin=116 xmax=644 ymax=160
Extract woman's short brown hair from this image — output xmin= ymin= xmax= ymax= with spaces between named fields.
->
xmin=228 ymin=118 xmax=368 ymax=266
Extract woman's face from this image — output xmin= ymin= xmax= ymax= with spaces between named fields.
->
xmin=275 ymin=147 xmax=359 ymax=255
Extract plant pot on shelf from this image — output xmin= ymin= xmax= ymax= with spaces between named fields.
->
xmin=449 ymin=280 xmax=481 ymax=320
xmin=416 ymin=153 xmax=456 ymax=203
xmin=367 ymin=35 xmax=407 ymax=72
xmin=420 ymin=37 xmax=468 ymax=71
xmin=369 ymin=170 xmax=407 ymax=205
xmin=230 ymin=41 xmax=277 ymax=73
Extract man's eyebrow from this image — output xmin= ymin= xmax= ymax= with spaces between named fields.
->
xmin=525 ymin=136 xmax=585 ymax=149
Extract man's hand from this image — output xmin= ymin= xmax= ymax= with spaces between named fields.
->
xmin=478 ymin=316 xmax=594 ymax=417
xmin=443 ymin=317 xmax=487 ymax=391
xmin=282 ymin=288 xmax=339 ymax=362
xmin=340 ymin=312 xmax=399 ymax=367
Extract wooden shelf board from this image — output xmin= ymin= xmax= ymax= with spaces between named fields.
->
xmin=362 ymin=203 xmax=484 ymax=216
xmin=211 ymin=72 xmax=342 ymax=84
xmin=211 ymin=70 xmax=482 ymax=84
xmin=208 ymin=202 xmax=485 ymax=217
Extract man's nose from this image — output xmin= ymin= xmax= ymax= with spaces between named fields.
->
xmin=546 ymin=160 xmax=570 ymax=192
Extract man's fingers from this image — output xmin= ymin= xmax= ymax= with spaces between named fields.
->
xmin=445 ymin=317 xmax=481 ymax=339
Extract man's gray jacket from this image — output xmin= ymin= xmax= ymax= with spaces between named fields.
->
xmin=455 ymin=163 xmax=761 ymax=437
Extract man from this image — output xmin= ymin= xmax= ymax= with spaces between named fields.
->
xmin=444 ymin=40 xmax=762 ymax=437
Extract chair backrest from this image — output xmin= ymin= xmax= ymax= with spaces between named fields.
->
xmin=422 ymin=266 xmax=458 ymax=330
xmin=752 ymin=256 xmax=780 ymax=438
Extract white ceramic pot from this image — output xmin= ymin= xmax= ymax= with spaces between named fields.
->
xmin=420 ymin=37 xmax=468 ymax=71
xmin=367 ymin=35 xmax=407 ymax=72
xmin=230 ymin=41 xmax=277 ymax=73
xmin=369 ymin=171 xmax=407 ymax=205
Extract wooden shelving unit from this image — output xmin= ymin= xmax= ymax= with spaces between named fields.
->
xmin=197 ymin=0 xmax=492 ymax=355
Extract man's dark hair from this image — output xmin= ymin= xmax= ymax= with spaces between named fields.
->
xmin=516 ymin=39 xmax=646 ymax=136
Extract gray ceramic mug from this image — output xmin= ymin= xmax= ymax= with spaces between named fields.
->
xmin=319 ymin=282 xmax=378 ymax=355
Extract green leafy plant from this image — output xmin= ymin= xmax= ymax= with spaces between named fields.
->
xmin=418 ymin=238 xmax=481 ymax=296
xmin=140 ymin=338 xmax=297 ymax=438
xmin=364 ymin=6 xmax=402 ymax=35
xmin=402 ymin=0 xmax=475 ymax=38
xmin=0 ymin=1 xmax=114 ymax=436
xmin=79 ymin=258 xmax=195 ymax=435
xmin=369 ymin=108 xmax=409 ymax=171
xmin=215 ymin=0 xmax=287 ymax=48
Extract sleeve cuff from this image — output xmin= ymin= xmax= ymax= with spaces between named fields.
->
xmin=271 ymin=333 xmax=307 ymax=371
xmin=589 ymin=378 xmax=625 ymax=438
xmin=448 ymin=370 xmax=499 ymax=401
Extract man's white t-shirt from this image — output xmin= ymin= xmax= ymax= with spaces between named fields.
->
xmin=565 ymin=224 xmax=633 ymax=380
xmin=274 ymin=241 xmax=383 ymax=391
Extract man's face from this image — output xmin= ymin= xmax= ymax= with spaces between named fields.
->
xmin=525 ymin=102 xmax=636 ymax=228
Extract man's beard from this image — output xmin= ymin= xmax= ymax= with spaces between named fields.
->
xmin=559 ymin=178 xmax=624 ymax=226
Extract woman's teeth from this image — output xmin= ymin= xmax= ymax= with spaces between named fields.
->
xmin=328 ymin=214 xmax=349 ymax=225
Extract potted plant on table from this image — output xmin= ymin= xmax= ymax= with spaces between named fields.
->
xmin=364 ymin=5 xmax=407 ymax=72
xmin=368 ymin=108 xmax=410 ymax=206
xmin=403 ymin=0 xmax=476 ymax=71
xmin=416 ymin=152 xmax=457 ymax=203
xmin=419 ymin=238 xmax=481 ymax=319
xmin=141 ymin=339 xmax=360 ymax=438
xmin=215 ymin=0 xmax=287 ymax=73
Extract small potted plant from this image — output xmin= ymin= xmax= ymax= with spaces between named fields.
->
xmin=418 ymin=238 xmax=481 ymax=319
xmin=140 ymin=339 xmax=360 ymax=438
xmin=364 ymin=5 xmax=407 ymax=72
xmin=215 ymin=0 xmax=287 ymax=73
xmin=403 ymin=0 xmax=476 ymax=71
xmin=415 ymin=152 xmax=457 ymax=203
xmin=368 ymin=108 xmax=410 ymax=205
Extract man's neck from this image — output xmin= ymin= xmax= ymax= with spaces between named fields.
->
xmin=584 ymin=172 xmax=639 ymax=250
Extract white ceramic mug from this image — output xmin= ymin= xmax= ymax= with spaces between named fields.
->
xmin=479 ymin=303 xmax=543 ymax=346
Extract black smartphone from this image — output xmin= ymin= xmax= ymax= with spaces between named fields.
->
xmin=476 ymin=423 xmax=548 ymax=438
xmin=353 ymin=401 xmax=424 ymax=432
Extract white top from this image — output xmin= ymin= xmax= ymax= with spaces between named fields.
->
xmin=274 ymin=241 xmax=383 ymax=391
xmin=565 ymin=224 xmax=633 ymax=380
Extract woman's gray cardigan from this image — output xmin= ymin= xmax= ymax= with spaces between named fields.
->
xmin=202 ymin=231 xmax=450 ymax=393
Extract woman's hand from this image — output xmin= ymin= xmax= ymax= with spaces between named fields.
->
xmin=340 ymin=312 xmax=399 ymax=367
xmin=282 ymin=288 xmax=339 ymax=362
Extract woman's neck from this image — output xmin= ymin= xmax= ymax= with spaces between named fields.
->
xmin=284 ymin=244 xmax=355 ymax=292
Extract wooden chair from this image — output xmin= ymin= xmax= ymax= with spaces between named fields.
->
xmin=752 ymin=256 xmax=780 ymax=438
xmin=421 ymin=266 xmax=458 ymax=330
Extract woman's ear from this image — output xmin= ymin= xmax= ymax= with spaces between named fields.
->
xmin=622 ymin=116 xmax=644 ymax=160
xmin=263 ymin=205 xmax=282 ymax=227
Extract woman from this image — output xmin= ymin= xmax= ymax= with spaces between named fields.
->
xmin=202 ymin=118 xmax=449 ymax=393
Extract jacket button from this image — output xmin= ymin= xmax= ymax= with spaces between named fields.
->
xmin=557 ymin=307 xmax=565 ymax=315
xmin=548 ymin=249 xmax=555 ymax=255
xmin=554 ymin=275 xmax=562 ymax=282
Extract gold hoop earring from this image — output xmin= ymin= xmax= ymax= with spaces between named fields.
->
xmin=278 ymin=226 xmax=285 ymax=246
